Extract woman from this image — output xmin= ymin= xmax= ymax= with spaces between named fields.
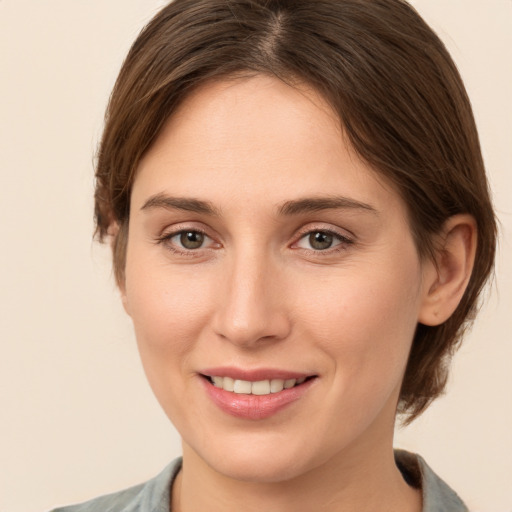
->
xmin=52 ymin=0 xmax=497 ymax=510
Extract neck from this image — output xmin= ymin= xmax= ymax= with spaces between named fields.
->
xmin=172 ymin=439 xmax=421 ymax=512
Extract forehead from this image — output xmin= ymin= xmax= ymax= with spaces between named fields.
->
xmin=133 ymin=74 xmax=405 ymax=219
xmin=145 ymin=75 xmax=343 ymax=167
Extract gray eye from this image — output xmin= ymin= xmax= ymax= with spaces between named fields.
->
xmin=308 ymin=232 xmax=333 ymax=250
xmin=179 ymin=231 xmax=205 ymax=249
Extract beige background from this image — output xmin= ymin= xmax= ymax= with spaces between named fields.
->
xmin=0 ymin=1 xmax=511 ymax=511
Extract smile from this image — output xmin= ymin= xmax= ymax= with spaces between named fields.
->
xmin=208 ymin=376 xmax=308 ymax=395
xmin=200 ymin=371 xmax=317 ymax=420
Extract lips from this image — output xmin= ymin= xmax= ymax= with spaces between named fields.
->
xmin=209 ymin=375 xmax=307 ymax=395
xmin=200 ymin=368 xmax=317 ymax=420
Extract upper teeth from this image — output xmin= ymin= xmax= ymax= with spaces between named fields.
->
xmin=211 ymin=376 xmax=307 ymax=395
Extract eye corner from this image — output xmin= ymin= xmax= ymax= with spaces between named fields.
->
xmin=291 ymin=226 xmax=355 ymax=254
xmin=154 ymin=225 xmax=221 ymax=257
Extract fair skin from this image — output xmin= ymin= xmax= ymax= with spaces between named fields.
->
xmin=120 ymin=75 xmax=476 ymax=512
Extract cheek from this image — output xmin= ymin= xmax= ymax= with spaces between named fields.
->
xmin=123 ymin=265 xmax=220 ymax=430
xmin=129 ymin=275 xmax=212 ymax=346
xmin=292 ymin=255 xmax=423 ymax=389
xmin=123 ymin=252 xmax=216 ymax=388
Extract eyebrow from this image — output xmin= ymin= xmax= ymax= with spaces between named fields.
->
xmin=141 ymin=193 xmax=221 ymax=216
xmin=140 ymin=193 xmax=378 ymax=217
xmin=277 ymin=196 xmax=378 ymax=216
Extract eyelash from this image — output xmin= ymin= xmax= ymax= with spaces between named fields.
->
xmin=293 ymin=228 xmax=354 ymax=254
xmin=155 ymin=226 xmax=354 ymax=256
xmin=155 ymin=227 xmax=215 ymax=257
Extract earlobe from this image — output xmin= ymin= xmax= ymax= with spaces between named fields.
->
xmin=107 ymin=221 xmax=120 ymax=247
xmin=107 ymin=220 xmax=131 ymax=317
xmin=121 ymin=290 xmax=131 ymax=317
xmin=117 ymin=262 xmax=130 ymax=318
xmin=118 ymin=268 xmax=131 ymax=317
xmin=418 ymin=214 xmax=477 ymax=326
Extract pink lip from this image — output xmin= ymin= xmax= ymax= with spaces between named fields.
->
xmin=199 ymin=369 xmax=317 ymax=421
xmin=201 ymin=367 xmax=310 ymax=381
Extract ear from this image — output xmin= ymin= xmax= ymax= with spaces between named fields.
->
xmin=107 ymin=221 xmax=120 ymax=247
xmin=120 ymin=288 xmax=131 ymax=317
xmin=118 ymin=266 xmax=130 ymax=317
xmin=108 ymin=221 xmax=131 ymax=317
xmin=418 ymin=214 xmax=477 ymax=326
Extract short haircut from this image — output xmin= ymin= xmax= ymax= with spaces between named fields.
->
xmin=94 ymin=0 xmax=497 ymax=423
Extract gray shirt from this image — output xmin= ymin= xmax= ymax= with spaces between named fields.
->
xmin=50 ymin=451 xmax=468 ymax=512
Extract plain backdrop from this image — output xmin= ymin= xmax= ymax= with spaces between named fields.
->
xmin=0 ymin=1 xmax=511 ymax=511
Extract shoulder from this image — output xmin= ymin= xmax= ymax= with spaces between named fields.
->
xmin=49 ymin=458 xmax=182 ymax=512
xmin=50 ymin=483 xmax=146 ymax=512
xmin=395 ymin=450 xmax=468 ymax=512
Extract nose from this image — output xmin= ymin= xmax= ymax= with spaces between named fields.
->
xmin=212 ymin=247 xmax=291 ymax=348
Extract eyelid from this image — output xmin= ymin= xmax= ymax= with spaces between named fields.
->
xmin=155 ymin=223 xmax=220 ymax=254
xmin=291 ymin=224 xmax=355 ymax=251
xmin=154 ymin=222 xmax=354 ymax=255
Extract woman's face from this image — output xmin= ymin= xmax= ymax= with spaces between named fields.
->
xmin=123 ymin=75 xmax=433 ymax=482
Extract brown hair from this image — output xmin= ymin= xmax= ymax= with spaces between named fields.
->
xmin=95 ymin=0 xmax=496 ymax=423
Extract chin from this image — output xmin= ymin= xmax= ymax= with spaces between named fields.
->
xmin=210 ymin=453 xmax=310 ymax=484
xmin=187 ymin=432 xmax=329 ymax=484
